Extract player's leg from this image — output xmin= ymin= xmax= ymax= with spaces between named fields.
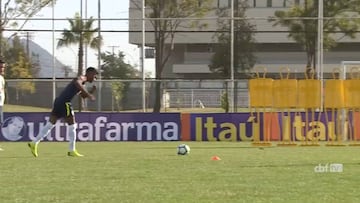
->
xmin=0 ymin=105 xmax=4 ymax=125
xmin=0 ymin=92 xmax=4 ymax=125
xmin=28 ymin=100 xmax=61 ymax=157
xmin=28 ymin=114 xmax=58 ymax=157
xmin=65 ymin=115 xmax=83 ymax=157
xmin=33 ymin=114 xmax=57 ymax=143
xmin=64 ymin=102 xmax=83 ymax=157
xmin=0 ymin=105 xmax=3 ymax=151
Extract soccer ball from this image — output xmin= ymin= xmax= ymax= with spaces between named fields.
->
xmin=177 ymin=144 xmax=190 ymax=155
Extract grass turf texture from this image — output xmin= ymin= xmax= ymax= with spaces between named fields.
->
xmin=0 ymin=142 xmax=359 ymax=203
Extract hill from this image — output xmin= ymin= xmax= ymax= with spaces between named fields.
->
xmin=22 ymin=39 xmax=76 ymax=78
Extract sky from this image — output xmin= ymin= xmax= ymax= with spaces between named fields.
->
xmin=5 ymin=0 xmax=154 ymax=76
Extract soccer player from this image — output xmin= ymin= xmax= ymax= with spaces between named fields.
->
xmin=0 ymin=59 xmax=5 ymax=151
xmin=28 ymin=67 xmax=98 ymax=157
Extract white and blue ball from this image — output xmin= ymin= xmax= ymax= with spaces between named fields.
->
xmin=177 ymin=144 xmax=190 ymax=155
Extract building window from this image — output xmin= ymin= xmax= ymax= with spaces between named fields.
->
xmin=217 ymin=0 xmax=231 ymax=8
xmin=198 ymin=0 xmax=203 ymax=7
xmin=253 ymin=0 xmax=256 ymax=7
xmin=187 ymin=44 xmax=210 ymax=52
xmin=295 ymin=0 xmax=300 ymax=5
xmin=267 ymin=0 xmax=272 ymax=7
xmin=283 ymin=0 xmax=286 ymax=7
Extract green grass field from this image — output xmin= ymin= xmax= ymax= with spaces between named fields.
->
xmin=0 ymin=142 xmax=359 ymax=203
xmin=4 ymin=104 xmax=51 ymax=112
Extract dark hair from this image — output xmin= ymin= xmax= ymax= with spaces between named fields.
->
xmin=86 ymin=67 xmax=98 ymax=74
xmin=0 ymin=59 xmax=5 ymax=64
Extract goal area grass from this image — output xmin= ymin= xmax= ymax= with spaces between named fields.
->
xmin=0 ymin=142 xmax=359 ymax=203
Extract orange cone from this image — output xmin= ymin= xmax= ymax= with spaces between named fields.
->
xmin=211 ymin=156 xmax=221 ymax=161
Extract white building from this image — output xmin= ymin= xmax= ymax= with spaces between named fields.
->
xmin=129 ymin=0 xmax=360 ymax=79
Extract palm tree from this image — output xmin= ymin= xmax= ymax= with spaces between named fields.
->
xmin=57 ymin=12 xmax=102 ymax=111
xmin=57 ymin=12 xmax=102 ymax=76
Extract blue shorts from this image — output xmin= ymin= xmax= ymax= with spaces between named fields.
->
xmin=51 ymin=98 xmax=74 ymax=118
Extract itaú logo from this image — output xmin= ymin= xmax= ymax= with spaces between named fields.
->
xmin=314 ymin=163 xmax=343 ymax=173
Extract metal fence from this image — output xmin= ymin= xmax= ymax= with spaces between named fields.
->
xmin=3 ymin=1 xmax=359 ymax=114
xmin=166 ymin=89 xmax=249 ymax=109
xmin=5 ymin=79 xmax=249 ymax=112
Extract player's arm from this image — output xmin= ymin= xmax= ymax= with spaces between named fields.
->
xmin=88 ymin=84 xmax=96 ymax=94
xmin=75 ymin=76 xmax=95 ymax=100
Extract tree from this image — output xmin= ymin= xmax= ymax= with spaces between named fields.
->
xmin=57 ymin=12 xmax=102 ymax=76
xmin=0 ymin=0 xmax=56 ymax=57
xmin=100 ymin=51 xmax=139 ymax=79
xmin=132 ymin=0 xmax=212 ymax=112
xmin=270 ymin=0 xmax=360 ymax=72
xmin=111 ymin=82 xmax=125 ymax=111
xmin=4 ymin=35 xmax=35 ymax=80
xmin=209 ymin=1 xmax=256 ymax=112
xmin=210 ymin=1 xmax=256 ymax=77
xmin=57 ymin=12 xmax=102 ymax=111
xmin=3 ymin=35 xmax=36 ymax=103
xmin=9 ymin=52 xmax=35 ymax=92
xmin=30 ymin=53 xmax=41 ymax=77
xmin=101 ymin=51 xmax=140 ymax=111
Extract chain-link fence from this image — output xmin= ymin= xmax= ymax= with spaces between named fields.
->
xmin=2 ymin=0 xmax=360 ymax=113
xmin=5 ymin=79 xmax=249 ymax=112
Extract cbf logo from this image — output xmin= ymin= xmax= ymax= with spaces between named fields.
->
xmin=1 ymin=116 xmax=26 ymax=141
xmin=314 ymin=163 xmax=343 ymax=173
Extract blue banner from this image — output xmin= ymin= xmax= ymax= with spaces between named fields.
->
xmin=0 ymin=113 xmax=181 ymax=141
